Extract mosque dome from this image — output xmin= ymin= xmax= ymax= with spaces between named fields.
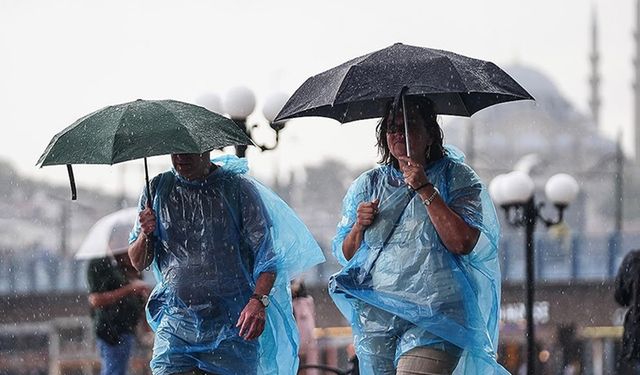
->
xmin=473 ymin=63 xmax=586 ymax=125
xmin=505 ymin=64 xmax=567 ymax=103
xmin=444 ymin=63 xmax=615 ymax=171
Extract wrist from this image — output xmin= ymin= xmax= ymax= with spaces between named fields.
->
xmin=417 ymin=183 xmax=436 ymax=197
xmin=141 ymin=232 xmax=154 ymax=246
xmin=421 ymin=187 xmax=439 ymax=207
xmin=413 ymin=182 xmax=433 ymax=193
xmin=352 ymin=222 xmax=366 ymax=233
xmin=250 ymin=293 xmax=270 ymax=307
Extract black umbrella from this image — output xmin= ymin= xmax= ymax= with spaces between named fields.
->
xmin=275 ymin=42 xmax=533 ymax=124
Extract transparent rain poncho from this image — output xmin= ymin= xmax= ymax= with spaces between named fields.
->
xmin=130 ymin=155 xmax=325 ymax=375
xmin=330 ymin=146 xmax=507 ymax=374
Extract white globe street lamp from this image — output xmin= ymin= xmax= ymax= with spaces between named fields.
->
xmin=500 ymin=171 xmax=535 ymax=205
xmin=195 ymin=93 xmax=224 ymax=114
xmin=199 ymin=87 xmax=289 ymax=157
xmin=262 ymin=92 xmax=289 ymax=124
xmin=489 ymin=170 xmax=578 ymax=375
xmin=545 ymin=173 xmax=579 ymax=208
xmin=224 ymin=86 xmax=257 ymax=120
xmin=488 ymin=173 xmax=509 ymax=207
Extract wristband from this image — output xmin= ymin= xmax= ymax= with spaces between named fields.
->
xmin=413 ymin=182 xmax=433 ymax=192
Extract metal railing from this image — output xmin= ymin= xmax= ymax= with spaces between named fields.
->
xmin=1 ymin=231 xmax=639 ymax=296
xmin=0 ymin=317 xmax=151 ymax=375
xmin=500 ymin=231 xmax=640 ymax=282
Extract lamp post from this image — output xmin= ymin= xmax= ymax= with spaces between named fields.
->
xmin=218 ymin=86 xmax=288 ymax=157
xmin=489 ymin=171 xmax=579 ymax=375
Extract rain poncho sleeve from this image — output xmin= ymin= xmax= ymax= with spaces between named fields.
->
xmin=129 ymin=155 xmax=324 ymax=375
xmin=329 ymin=145 xmax=507 ymax=375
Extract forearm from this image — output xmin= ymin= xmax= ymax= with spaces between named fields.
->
xmin=254 ymin=271 xmax=276 ymax=296
xmin=419 ymin=187 xmax=479 ymax=255
xmin=88 ymin=285 xmax=133 ymax=308
xmin=341 ymin=224 xmax=365 ymax=261
xmin=128 ymin=234 xmax=153 ymax=271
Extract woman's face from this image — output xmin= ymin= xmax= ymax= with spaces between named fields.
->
xmin=385 ymin=107 xmax=432 ymax=163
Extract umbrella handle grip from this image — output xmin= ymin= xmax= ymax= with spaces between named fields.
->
xmin=67 ymin=164 xmax=77 ymax=200
xmin=143 ymin=233 xmax=156 ymax=270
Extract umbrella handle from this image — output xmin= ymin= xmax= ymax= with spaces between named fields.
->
xmin=143 ymin=157 xmax=156 ymax=268
xmin=67 ymin=164 xmax=77 ymax=200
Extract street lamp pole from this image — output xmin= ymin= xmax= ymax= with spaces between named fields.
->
xmin=491 ymin=172 xmax=578 ymax=375
xmin=523 ymin=198 xmax=537 ymax=375
xmin=504 ymin=198 xmax=563 ymax=375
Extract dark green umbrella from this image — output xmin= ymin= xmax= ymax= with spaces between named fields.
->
xmin=37 ymin=99 xmax=254 ymax=200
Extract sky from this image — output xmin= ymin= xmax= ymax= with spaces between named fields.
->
xmin=1 ymin=0 xmax=635 ymax=198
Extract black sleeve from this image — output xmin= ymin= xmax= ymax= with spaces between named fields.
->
xmin=87 ymin=258 xmax=113 ymax=293
xmin=615 ymin=252 xmax=634 ymax=306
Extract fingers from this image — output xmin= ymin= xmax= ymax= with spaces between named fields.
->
xmin=371 ymin=198 xmax=380 ymax=209
xmin=356 ymin=199 xmax=379 ymax=228
xmin=236 ymin=312 xmax=246 ymax=336
xmin=139 ymin=208 xmax=156 ymax=236
xmin=244 ymin=317 xmax=265 ymax=340
xmin=397 ymin=156 xmax=422 ymax=167
xmin=236 ymin=307 xmax=266 ymax=340
xmin=397 ymin=157 xmax=429 ymax=189
xmin=358 ymin=201 xmax=378 ymax=214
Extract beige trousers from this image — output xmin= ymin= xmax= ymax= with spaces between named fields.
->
xmin=396 ymin=347 xmax=460 ymax=375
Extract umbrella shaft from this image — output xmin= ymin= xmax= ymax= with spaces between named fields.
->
xmin=144 ymin=158 xmax=151 ymax=207
xmin=402 ymin=92 xmax=412 ymax=158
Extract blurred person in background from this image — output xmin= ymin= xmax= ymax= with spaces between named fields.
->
xmin=615 ymin=249 xmax=640 ymax=374
xmin=87 ymin=227 xmax=151 ymax=375
xmin=292 ymin=278 xmax=319 ymax=374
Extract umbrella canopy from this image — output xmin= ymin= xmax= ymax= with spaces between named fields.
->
xmin=37 ymin=99 xmax=254 ymax=199
xmin=275 ymin=43 xmax=534 ymax=123
xmin=38 ymin=99 xmax=253 ymax=166
xmin=75 ymin=207 xmax=137 ymax=260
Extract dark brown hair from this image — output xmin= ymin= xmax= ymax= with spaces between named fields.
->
xmin=375 ymin=96 xmax=445 ymax=169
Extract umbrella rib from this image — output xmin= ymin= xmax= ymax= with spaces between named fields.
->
xmin=154 ymin=101 xmax=202 ymax=152
xmin=37 ymin=105 xmax=114 ymax=167
xmin=443 ymin=56 xmax=470 ymax=93
xmin=454 ymin=92 xmax=472 ymax=117
xmin=110 ymin=103 xmax=130 ymax=164
xmin=331 ymin=64 xmax=364 ymax=123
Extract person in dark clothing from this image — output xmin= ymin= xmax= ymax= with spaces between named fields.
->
xmin=87 ymin=252 xmax=150 ymax=375
xmin=614 ymin=249 xmax=640 ymax=374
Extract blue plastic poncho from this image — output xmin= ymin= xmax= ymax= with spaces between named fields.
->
xmin=130 ymin=155 xmax=325 ymax=375
xmin=329 ymin=146 xmax=507 ymax=374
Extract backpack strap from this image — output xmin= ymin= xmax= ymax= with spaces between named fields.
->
xmin=151 ymin=171 xmax=175 ymax=240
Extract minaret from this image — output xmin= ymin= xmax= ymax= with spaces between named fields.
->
xmin=634 ymin=0 xmax=640 ymax=160
xmin=589 ymin=6 xmax=601 ymax=128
